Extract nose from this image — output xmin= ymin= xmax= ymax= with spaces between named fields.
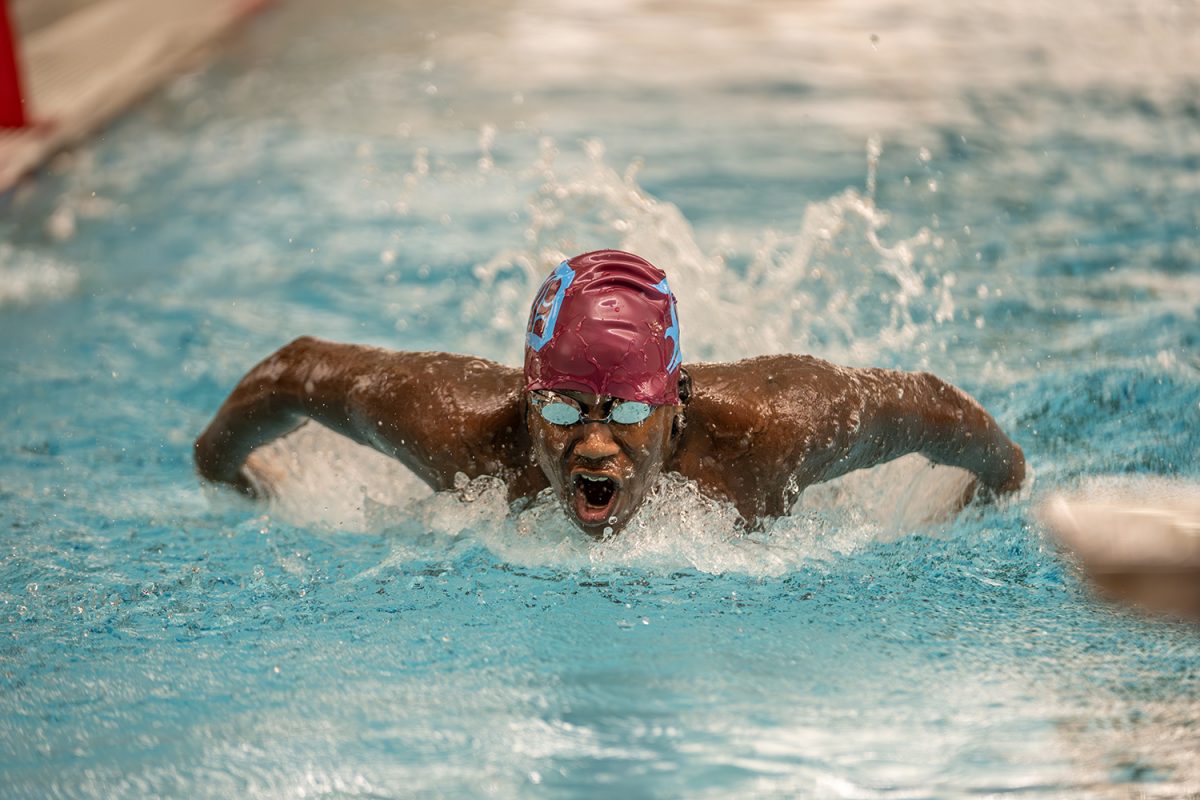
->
xmin=573 ymin=422 xmax=620 ymax=462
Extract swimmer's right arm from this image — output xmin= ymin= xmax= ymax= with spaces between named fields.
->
xmin=194 ymin=337 xmax=529 ymax=496
xmin=194 ymin=336 xmax=344 ymax=495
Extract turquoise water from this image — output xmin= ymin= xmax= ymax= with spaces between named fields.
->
xmin=2 ymin=0 xmax=1199 ymax=796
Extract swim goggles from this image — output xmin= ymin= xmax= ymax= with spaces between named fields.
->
xmin=530 ymin=390 xmax=654 ymax=427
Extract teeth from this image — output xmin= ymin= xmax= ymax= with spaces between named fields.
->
xmin=581 ymin=475 xmax=609 ymax=482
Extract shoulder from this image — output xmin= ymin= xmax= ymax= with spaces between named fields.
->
xmin=686 ymin=354 xmax=863 ymax=410
xmin=341 ymin=347 xmax=533 ymax=486
xmin=321 ymin=345 xmax=524 ymax=445
xmin=346 ymin=349 xmax=521 ymax=401
xmin=682 ymin=355 xmax=826 ymax=438
xmin=670 ymin=355 xmax=855 ymax=518
xmin=681 ymin=354 xmax=877 ymax=457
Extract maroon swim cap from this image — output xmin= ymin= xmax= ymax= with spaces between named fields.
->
xmin=523 ymin=250 xmax=682 ymax=405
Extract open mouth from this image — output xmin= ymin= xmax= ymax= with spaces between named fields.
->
xmin=571 ymin=473 xmax=621 ymax=526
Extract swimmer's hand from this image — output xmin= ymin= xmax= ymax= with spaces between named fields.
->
xmin=910 ymin=375 xmax=1026 ymax=499
xmin=195 ymin=433 xmax=279 ymax=500
xmin=194 ymin=340 xmax=313 ymax=494
xmin=235 ymin=451 xmax=285 ymax=500
xmin=195 ymin=447 xmax=280 ymax=503
xmin=957 ymin=443 xmax=1026 ymax=508
xmin=978 ymin=440 xmax=1026 ymax=498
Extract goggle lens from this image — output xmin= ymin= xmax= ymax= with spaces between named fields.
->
xmin=538 ymin=402 xmax=584 ymax=426
xmin=610 ymin=401 xmax=652 ymax=425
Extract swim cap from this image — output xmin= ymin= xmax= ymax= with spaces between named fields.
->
xmin=524 ymin=250 xmax=682 ymax=405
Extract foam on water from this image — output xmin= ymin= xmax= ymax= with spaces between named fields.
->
xmin=0 ymin=243 xmax=80 ymax=308
xmin=249 ymin=418 xmax=994 ymax=577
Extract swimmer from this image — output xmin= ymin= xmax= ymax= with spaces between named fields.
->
xmin=195 ymin=250 xmax=1025 ymax=536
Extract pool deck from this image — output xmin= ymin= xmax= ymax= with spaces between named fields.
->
xmin=0 ymin=0 xmax=270 ymax=193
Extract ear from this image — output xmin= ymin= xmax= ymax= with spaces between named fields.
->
xmin=677 ymin=367 xmax=692 ymax=405
xmin=670 ymin=367 xmax=691 ymax=440
xmin=670 ymin=406 xmax=685 ymax=440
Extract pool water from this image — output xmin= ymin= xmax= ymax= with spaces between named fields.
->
xmin=2 ymin=0 xmax=1199 ymax=796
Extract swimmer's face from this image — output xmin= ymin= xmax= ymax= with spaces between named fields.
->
xmin=526 ymin=390 xmax=678 ymax=538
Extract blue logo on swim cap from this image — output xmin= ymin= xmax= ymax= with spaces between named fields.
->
xmin=526 ymin=260 xmax=575 ymax=352
xmin=652 ymin=277 xmax=682 ymax=372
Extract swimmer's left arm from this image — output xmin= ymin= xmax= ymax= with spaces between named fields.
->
xmin=888 ymin=371 xmax=1024 ymax=495
xmin=844 ymin=368 xmax=1025 ymax=495
xmin=788 ymin=360 xmax=1025 ymax=496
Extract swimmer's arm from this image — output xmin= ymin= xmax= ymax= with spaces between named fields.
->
xmin=801 ymin=364 xmax=1025 ymax=495
xmin=193 ymin=338 xmax=317 ymax=495
xmin=194 ymin=337 xmax=528 ymax=495
xmin=878 ymin=370 xmax=1024 ymax=494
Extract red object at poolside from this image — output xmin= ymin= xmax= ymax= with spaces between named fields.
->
xmin=0 ymin=0 xmax=26 ymax=128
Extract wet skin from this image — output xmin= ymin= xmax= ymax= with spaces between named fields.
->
xmin=195 ymin=337 xmax=1026 ymax=535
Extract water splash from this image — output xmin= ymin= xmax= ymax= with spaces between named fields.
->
xmin=341 ymin=470 xmax=884 ymax=579
xmin=244 ymin=421 xmax=432 ymax=531
xmin=463 ymin=137 xmax=946 ymax=368
xmin=243 ymin=418 xmax=984 ymax=577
